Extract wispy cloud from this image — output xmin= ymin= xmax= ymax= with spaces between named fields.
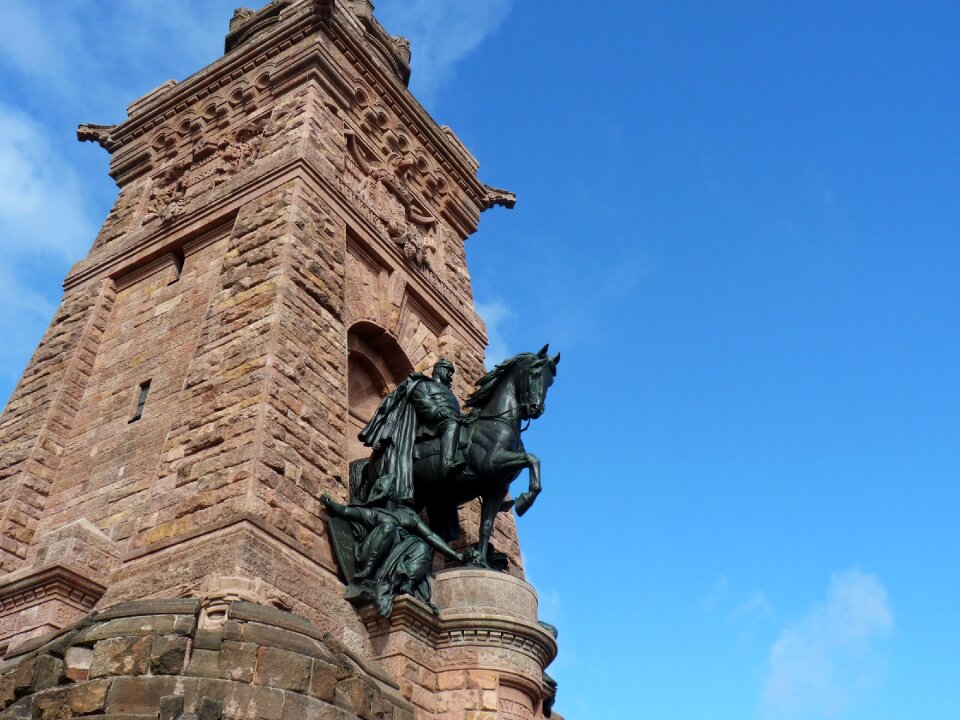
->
xmin=700 ymin=574 xmax=730 ymax=611
xmin=735 ymin=589 xmax=776 ymax=623
xmin=0 ymin=105 xmax=94 ymax=262
xmin=761 ymin=568 xmax=894 ymax=719
xmin=0 ymin=104 xmax=96 ymax=392
xmin=475 ymin=299 xmax=513 ymax=368
xmin=375 ymin=0 xmax=514 ymax=106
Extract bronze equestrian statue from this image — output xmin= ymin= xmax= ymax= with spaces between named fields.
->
xmin=326 ymin=346 xmax=559 ymax=616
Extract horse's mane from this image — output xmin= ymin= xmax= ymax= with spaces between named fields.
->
xmin=464 ymin=353 xmax=534 ymax=409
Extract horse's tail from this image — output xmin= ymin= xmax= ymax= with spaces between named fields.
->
xmin=348 ymin=458 xmax=370 ymax=505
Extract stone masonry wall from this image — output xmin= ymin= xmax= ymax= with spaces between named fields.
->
xmin=0 ymin=598 xmax=412 ymax=720
xmin=0 ymin=281 xmax=114 ymax=574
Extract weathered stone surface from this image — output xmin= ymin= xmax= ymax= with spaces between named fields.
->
xmin=209 ymin=641 xmax=250 ymax=685
xmin=185 ymin=648 xmax=221 ymax=678
xmin=150 ymin=635 xmax=188 ymax=675
xmin=89 ymin=637 xmax=151 ymax=678
xmin=68 ymin=679 xmax=111 ymax=714
xmin=64 ymin=646 xmax=93 ymax=683
xmin=336 ymin=677 xmax=382 ymax=720
xmin=196 ymin=696 xmax=223 ymax=720
xmin=97 ymin=599 xmax=200 ymax=621
xmin=308 ymin=659 xmax=338 ymax=702
xmin=253 ymin=646 xmax=312 ymax=692
xmin=82 ymin=615 xmax=195 ymax=642
xmin=158 ymin=694 xmax=184 ymax=720
xmin=106 ymin=676 xmax=181 ymax=714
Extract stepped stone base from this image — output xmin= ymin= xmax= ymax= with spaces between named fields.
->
xmin=363 ymin=570 xmax=560 ymax=720
xmin=0 ymin=599 xmax=411 ymax=719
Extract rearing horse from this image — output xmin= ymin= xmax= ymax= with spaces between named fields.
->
xmin=412 ymin=345 xmax=559 ymax=568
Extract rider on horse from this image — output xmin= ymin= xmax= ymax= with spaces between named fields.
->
xmin=358 ymin=357 xmax=466 ymax=506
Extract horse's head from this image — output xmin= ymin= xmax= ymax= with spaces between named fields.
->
xmin=518 ymin=344 xmax=560 ymax=420
xmin=465 ymin=345 xmax=560 ymax=420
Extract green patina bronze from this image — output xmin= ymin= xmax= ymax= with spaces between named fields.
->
xmin=325 ymin=346 xmax=559 ymax=616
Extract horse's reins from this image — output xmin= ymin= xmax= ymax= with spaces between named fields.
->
xmin=471 ymin=407 xmax=531 ymax=436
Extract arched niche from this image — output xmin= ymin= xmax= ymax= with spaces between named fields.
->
xmin=346 ymin=322 xmax=414 ymax=462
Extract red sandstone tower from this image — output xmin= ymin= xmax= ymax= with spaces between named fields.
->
xmin=0 ymin=2 xmax=558 ymax=719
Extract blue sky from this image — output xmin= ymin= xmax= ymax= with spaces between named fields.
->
xmin=1 ymin=2 xmax=958 ymax=718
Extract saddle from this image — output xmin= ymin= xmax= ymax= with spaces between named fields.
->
xmin=411 ymin=417 xmax=475 ymax=461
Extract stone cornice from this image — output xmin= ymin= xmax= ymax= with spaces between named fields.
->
xmin=360 ymin=595 xmax=558 ymax=669
xmin=0 ymin=564 xmax=106 ymax=617
xmin=86 ymin=0 xmax=503 ymax=222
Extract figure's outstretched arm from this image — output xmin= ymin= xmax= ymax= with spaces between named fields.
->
xmin=321 ymin=493 xmax=363 ymax=522
xmin=413 ymin=518 xmax=463 ymax=562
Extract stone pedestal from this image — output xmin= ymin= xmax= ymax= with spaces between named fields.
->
xmin=362 ymin=570 xmax=558 ymax=720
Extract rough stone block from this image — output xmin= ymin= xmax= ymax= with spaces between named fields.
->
xmin=185 ymin=648 xmax=220 ymax=678
xmin=335 ymin=677 xmax=382 ymax=720
xmin=238 ymin=622 xmax=333 ymax=663
xmin=218 ymin=641 xmax=256 ymax=683
xmin=90 ymin=637 xmax=152 ymax=678
xmin=253 ymin=646 xmax=312 ymax=692
xmin=228 ymin=683 xmax=284 ymax=720
xmin=196 ymin=696 xmax=223 ymax=720
xmin=64 ymin=646 xmax=93 ymax=683
xmin=193 ymin=629 xmax=224 ymax=651
xmin=106 ymin=676 xmax=180 ymax=714
xmin=150 ymin=635 xmax=188 ymax=675
xmin=0 ymin=699 xmax=33 ymax=720
xmin=33 ymin=656 xmax=65 ymax=692
xmin=228 ymin=602 xmax=317 ymax=638
xmin=67 ymin=679 xmax=110 ymax=714
xmin=308 ymin=659 xmax=337 ymax=702
xmin=83 ymin=615 xmax=195 ymax=642
xmin=159 ymin=694 xmax=184 ymax=720
xmin=96 ymin=599 xmax=200 ymax=621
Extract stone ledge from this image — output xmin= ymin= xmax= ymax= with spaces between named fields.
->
xmin=0 ymin=565 xmax=106 ymax=612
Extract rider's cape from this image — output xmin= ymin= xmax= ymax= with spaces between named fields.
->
xmin=357 ymin=373 xmax=429 ymax=505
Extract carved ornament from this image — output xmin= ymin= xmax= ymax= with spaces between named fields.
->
xmin=142 ymin=117 xmax=269 ymax=225
xmin=345 ymin=130 xmax=439 ymax=269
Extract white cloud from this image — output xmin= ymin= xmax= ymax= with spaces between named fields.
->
xmin=700 ymin=574 xmax=730 ymax=610
xmin=761 ymin=568 xmax=894 ymax=719
xmin=375 ymin=0 xmax=514 ymax=105
xmin=0 ymin=105 xmax=94 ymax=261
xmin=475 ymin=299 xmax=513 ymax=368
xmin=0 ymin=104 xmax=96 ymax=393
xmin=735 ymin=589 xmax=776 ymax=622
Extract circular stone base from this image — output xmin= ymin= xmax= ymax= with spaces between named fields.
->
xmin=432 ymin=568 xmax=539 ymax=622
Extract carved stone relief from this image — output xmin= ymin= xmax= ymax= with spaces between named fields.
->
xmin=344 ymin=131 xmax=440 ymax=271
xmin=142 ymin=116 xmax=270 ymax=225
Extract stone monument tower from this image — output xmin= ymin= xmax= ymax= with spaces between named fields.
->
xmin=0 ymin=2 xmax=559 ymax=718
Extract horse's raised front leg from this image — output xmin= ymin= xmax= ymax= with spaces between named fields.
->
xmin=513 ymin=452 xmax=541 ymax=516
xmin=485 ymin=450 xmax=541 ymax=518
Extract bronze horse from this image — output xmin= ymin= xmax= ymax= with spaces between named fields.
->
xmin=411 ymin=345 xmax=559 ymax=568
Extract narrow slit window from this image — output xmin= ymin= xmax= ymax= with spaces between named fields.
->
xmin=169 ymin=248 xmax=186 ymax=284
xmin=130 ymin=380 xmax=151 ymax=423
